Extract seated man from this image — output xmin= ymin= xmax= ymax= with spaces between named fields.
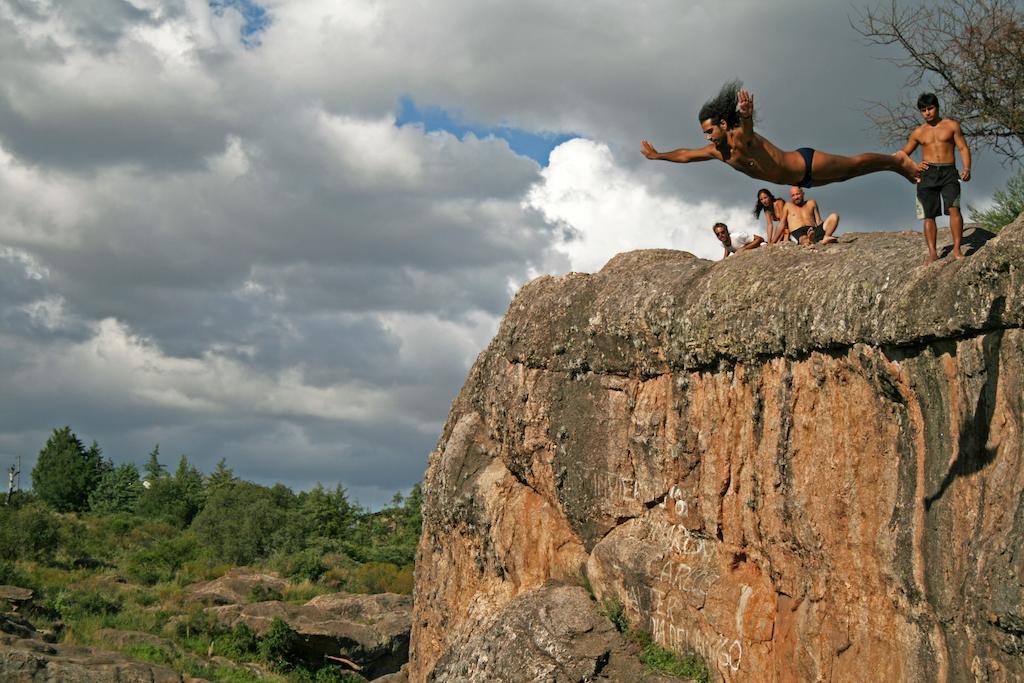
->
xmin=778 ymin=186 xmax=840 ymax=245
xmin=712 ymin=221 xmax=763 ymax=260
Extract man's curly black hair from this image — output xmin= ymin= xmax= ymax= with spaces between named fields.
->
xmin=698 ymin=80 xmax=742 ymax=128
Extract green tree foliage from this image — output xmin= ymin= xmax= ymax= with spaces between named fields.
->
xmin=124 ymin=532 xmax=200 ymax=585
xmin=258 ymin=617 xmax=300 ymax=671
xmin=191 ymin=480 xmax=298 ymax=564
xmin=89 ymin=462 xmax=142 ymax=514
xmin=970 ymin=170 xmax=1024 ymax=231
xmin=0 ymin=501 xmax=61 ymax=562
xmin=136 ymin=455 xmax=205 ymax=527
xmin=206 ymin=458 xmax=235 ymax=490
xmin=143 ymin=444 xmax=167 ymax=481
xmin=298 ymin=484 xmax=356 ymax=542
xmin=31 ymin=426 xmax=107 ymax=512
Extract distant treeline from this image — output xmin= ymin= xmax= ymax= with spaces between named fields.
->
xmin=3 ymin=425 xmax=421 ymax=594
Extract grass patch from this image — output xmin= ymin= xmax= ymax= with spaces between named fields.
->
xmin=631 ymin=629 xmax=711 ymax=681
xmin=600 ymin=596 xmax=710 ymax=682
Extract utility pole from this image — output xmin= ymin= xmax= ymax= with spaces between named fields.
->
xmin=6 ymin=459 xmax=19 ymax=505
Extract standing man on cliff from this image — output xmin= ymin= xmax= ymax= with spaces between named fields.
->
xmin=902 ymin=93 xmax=972 ymax=263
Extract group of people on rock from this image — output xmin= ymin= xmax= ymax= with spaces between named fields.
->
xmin=641 ymin=84 xmax=971 ymax=263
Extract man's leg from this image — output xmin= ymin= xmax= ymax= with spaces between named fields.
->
xmin=811 ymin=150 xmax=920 ymax=186
xmin=948 ymin=207 xmax=964 ymax=259
xmin=923 ymin=218 xmax=939 ymax=263
xmin=821 ymin=213 xmax=840 ymax=243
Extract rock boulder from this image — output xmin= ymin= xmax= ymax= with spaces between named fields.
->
xmin=411 ymin=221 xmax=1024 ymax=681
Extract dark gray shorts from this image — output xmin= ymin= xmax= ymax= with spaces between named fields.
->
xmin=916 ymin=164 xmax=960 ymax=219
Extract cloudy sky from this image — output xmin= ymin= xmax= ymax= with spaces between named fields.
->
xmin=0 ymin=0 xmax=1012 ymax=507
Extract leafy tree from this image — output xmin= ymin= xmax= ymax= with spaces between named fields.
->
xmin=31 ymin=426 xmax=107 ymax=512
xmin=970 ymin=170 xmax=1024 ymax=230
xmin=191 ymin=480 xmax=297 ymax=564
xmin=854 ymin=0 xmax=1024 ymax=161
xmin=89 ymin=462 xmax=142 ymax=514
xmin=174 ymin=455 xmax=205 ymax=508
xmin=206 ymin=457 xmax=235 ymax=491
xmin=143 ymin=444 xmax=167 ymax=481
xmin=298 ymin=484 xmax=356 ymax=541
xmin=136 ymin=477 xmax=196 ymax=527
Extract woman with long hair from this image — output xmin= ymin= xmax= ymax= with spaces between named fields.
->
xmin=753 ymin=188 xmax=787 ymax=243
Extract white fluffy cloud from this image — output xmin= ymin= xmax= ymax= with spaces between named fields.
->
xmin=527 ymin=139 xmax=759 ymax=270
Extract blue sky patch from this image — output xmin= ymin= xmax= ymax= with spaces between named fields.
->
xmin=209 ymin=0 xmax=270 ymax=47
xmin=396 ymin=96 xmax=578 ymax=166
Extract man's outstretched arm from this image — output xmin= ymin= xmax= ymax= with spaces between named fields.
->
xmin=641 ymin=140 xmax=716 ymax=163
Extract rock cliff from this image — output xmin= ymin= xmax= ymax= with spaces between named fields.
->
xmin=411 ymin=218 xmax=1024 ymax=682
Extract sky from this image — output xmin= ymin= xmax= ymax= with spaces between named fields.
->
xmin=0 ymin=0 xmax=1013 ymax=508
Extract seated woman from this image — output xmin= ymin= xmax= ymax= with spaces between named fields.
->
xmin=753 ymin=188 xmax=788 ymax=243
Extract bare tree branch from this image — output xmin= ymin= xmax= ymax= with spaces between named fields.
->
xmin=853 ymin=0 xmax=1024 ymax=164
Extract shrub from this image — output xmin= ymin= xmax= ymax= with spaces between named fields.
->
xmin=970 ymin=171 xmax=1024 ymax=232
xmin=345 ymin=562 xmax=413 ymax=595
xmin=0 ymin=503 xmax=61 ymax=562
xmin=248 ymin=583 xmax=284 ymax=603
xmin=211 ymin=623 xmax=259 ymax=660
xmin=0 ymin=560 xmax=31 ymax=588
xmin=258 ymin=617 xmax=300 ymax=671
xmin=273 ymin=549 xmax=326 ymax=583
xmin=52 ymin=587 xmax=123 ymax=620
xmin=124 ymin=533 xmax=199 ymax=585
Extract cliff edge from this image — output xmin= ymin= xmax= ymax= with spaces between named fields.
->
xmin=412 ymin=218 xmax=1024 ymax=682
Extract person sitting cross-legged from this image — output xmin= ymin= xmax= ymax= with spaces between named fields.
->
xmin=778 ymin=186 xmax=840 ymax=245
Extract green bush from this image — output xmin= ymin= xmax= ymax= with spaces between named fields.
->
xmin=345 ymin=562 xmax=413 ymax=595
xmin=52 ymin=587 xmax=123 ymax=620
xmin=258 ymin=617 xmax=300 ymax=671
xmin=211 ymin=623 xmax=259 ymax=660
xmin=248 ymin=583 xmax=284 ymax=603
xmin=124 ymin=533 xmax=199 ymax=585
xmin=273 ymin=548 xmax=326 ymax=583
xmin=970 ymin=171 xmax=1024 ymax=232
xmin=0 ymin=503 xmax=61 ymax=562
xmin=0 ymin=560 xmax=31 ymax=588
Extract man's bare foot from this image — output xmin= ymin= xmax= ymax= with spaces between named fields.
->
xmin=821 ymin=236 xmax=839 ymax=244
xmin=893 ymin=151 xmax=921 ymax=183
xmin=951 ymin=249 xmax=965 ymax=260
xmin=924 ymin=253 xmax=939 ymax=265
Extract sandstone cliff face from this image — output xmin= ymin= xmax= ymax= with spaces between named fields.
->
xmin=411 ymin=219 xmax=1024 ymax=682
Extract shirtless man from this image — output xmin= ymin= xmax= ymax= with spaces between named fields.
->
xmin=641 ymin=80 xmax=920 ymax=187
xmin=712 ymin=221 xmax=763 ymax=260
xmin=902 ymin=93 xmax=971 ymax=263
xmin=778 ymin=187 xmax=839 ymax=245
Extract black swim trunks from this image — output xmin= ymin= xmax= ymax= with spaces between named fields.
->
xmin=916 ymin=163 xmax=960 ymax=219
xmin=796 ymin=147 xmax=815 ymax=188
xmin=790 ymin=223 xmax=824 ymax=243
